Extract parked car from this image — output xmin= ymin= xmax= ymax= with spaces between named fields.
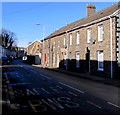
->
xmin=2 ymin=56 xmax=10 ymax=65
xmin=7 ymin=56 xmax=14 ymax=62
xmin=22 ymin=56 xmax=27 ymax=63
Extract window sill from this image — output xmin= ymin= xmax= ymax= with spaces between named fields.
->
xmin=97 ymin=40 xmax=103 ymax=43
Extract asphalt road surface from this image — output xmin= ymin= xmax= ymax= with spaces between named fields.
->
xmin=2 ymin=59 xmax=120 ymax=115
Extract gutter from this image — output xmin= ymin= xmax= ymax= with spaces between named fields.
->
xmin=68 ymin=12 xmax=118 ymax=32
xmin=45 ymin=9 xmax=120 ymax=40
xmin=68 ymin=9 xmax=120 ymax=32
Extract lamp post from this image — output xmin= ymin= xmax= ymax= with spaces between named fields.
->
xmin=36 ymin=23 xmax=45 ymax=67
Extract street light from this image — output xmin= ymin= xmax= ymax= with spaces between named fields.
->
xmin=36 ymin=23 xmax=45 ymax=67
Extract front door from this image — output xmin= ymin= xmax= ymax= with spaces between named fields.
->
xmin=86 ymin=51 xmax=90 ymax=72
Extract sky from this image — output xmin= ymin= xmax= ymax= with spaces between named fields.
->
xmin=2 ymin=1 xmax=118 ymax=48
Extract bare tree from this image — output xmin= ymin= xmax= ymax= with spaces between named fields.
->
xmin=0 ymin=28 xmax=17 ymax=49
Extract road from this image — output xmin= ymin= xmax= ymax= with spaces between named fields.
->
xmin=2 ymin=59 xmax=120 ymax=115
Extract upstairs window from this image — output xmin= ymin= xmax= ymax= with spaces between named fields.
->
xmin=87 ymin=28 xmax=91 ymax=43
xmin=98 ymin=24 xmax=104 ymax=42
xmin=69 ymin=33 xmax=72 ymax=46
xmin=63 ymin=35 xmax=66 ymax=46
xmin=53 ymin=39 xmax=56 ymax=48
xmin=76 ymin=31 xmax=80 ymax=45
xmin=58 ymin=38 xmax=60 ymax=47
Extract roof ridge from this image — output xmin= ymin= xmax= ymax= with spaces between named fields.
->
xmin=45 ymin=2 xmax=119 ymax=40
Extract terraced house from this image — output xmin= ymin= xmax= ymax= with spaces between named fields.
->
xmin=42 ymin=2 xmax=120 ymax=79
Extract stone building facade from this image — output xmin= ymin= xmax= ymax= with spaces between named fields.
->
xmin=27 ymin=40 xmax=42 ymax=57
xmin=42 ymin=3 xmax=120 ymax=78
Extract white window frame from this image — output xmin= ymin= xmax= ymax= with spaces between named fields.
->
xmin=87 ymin=28 xmax=91 ymax=43
xmin=98 ymin=24 xmax=104 ymax=42
xmin=53 ymin=53 xmax=55 ymax=65
xmin=53 ymin=39 xmax=56 ymax=48
xmin=76 ymin=51 xmax=80 ymax=68
xmin=76 ymin=31 xmax=80 ymax=45
xmin=97 ymin=51 xmax=104 ymax=71
xmin=63 ymin=35 xmax=66 ymax=46
xmin=69 ymin=33 xmax=72 ymax=46
xmin=58 ymin=38 xmax=60 ymax=47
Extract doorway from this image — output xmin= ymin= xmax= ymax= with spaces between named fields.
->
xmin=86 ymin=48 xmax=90 ymax=72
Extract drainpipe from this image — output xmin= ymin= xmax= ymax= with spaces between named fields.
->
xmin=66 ymin=31 xmax=68 ymax=70
xmin=110 ymin=17 xmax=113 ymax=79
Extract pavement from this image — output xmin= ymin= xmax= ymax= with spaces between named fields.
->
xmin=33 ymin=65 xmax=120 ymax=88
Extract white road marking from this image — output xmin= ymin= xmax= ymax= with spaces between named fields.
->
xmin=9 ymin=83 xmax=31 ymax=86
xmin=16 ymin=104 xmax=28 ymax=108
xmin=87 ymin=101 xmax=102 ymax=109
xmin=59 ymin=82 xmax=84 ymax=94
xmin=40 ymin=74 xmax=51 ymax=80
xmin=107 ymin=102 xmax=120 ymax=109
xmin=56 ymin=85 xmax=63 ymax=89
xmin=41 ymin=88 xmax=50 ymax=94
xmin=30 ymin=70 xmax=37 ymax=74
xmin=4 ymin=73 xmax=19 ymax=110
xmin=68 ymin=91 xmax=77 ymax=97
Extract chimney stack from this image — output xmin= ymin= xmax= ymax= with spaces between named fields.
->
xmin=86 ymin=4 xmax=96 ymax=17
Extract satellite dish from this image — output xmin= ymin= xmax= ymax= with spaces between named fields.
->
xmin=89 ymin=38 xmax=96 ymax=44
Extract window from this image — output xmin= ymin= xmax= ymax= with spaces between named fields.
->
xmin=76 ymin=52 xmax=80 ymax=68
xmin=63 ymin=35 xmax=66 ymax=46
xmin=69 ymin=33 xmax=72 ymax=45
xmin=53 ymin=53 xmax=55 ymax=65
xmin=87 ymin=28 xmax=91 ymax=43
xmin=53 ymin=39 xmax=56 ymax=48
xmin=58 ymin=38 xmax=60 ymax=47
xmin=97 ymin=51 xmax=104 ymax=71
xmin=76 ymin=31 xmax=80 ymax=45
xmin=98 ymin=24 xmax=104 ymax=42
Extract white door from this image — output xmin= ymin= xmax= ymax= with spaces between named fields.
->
xmin=57 ymin=54 xmax=59 ymax=67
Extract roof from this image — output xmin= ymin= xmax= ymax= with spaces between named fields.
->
xmin=27 ymin=40 xmax=41 ymax=48
xmin=45 ymin=2 xmax=120 ymax=40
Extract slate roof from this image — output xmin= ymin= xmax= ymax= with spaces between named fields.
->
xmin=45 ymin=2 xmax=120 ymax=40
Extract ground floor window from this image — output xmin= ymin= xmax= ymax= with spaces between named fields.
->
xmin=97 ymin=51 xmax=104 ymax=71
xmin=44 ymin=54 xmax=46 ymax=64
xmin=76 ymin=51 xmax=80 ymax=68
xmin=53 ymin=53 xmax=55 ymax=66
